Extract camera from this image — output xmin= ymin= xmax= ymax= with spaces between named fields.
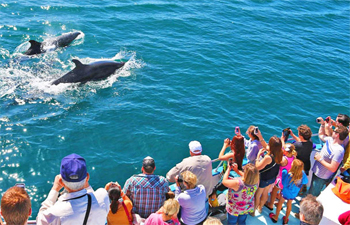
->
xmin=177 ymin=175 xmax=183 ymax=183
xmin=229 ymin=158 xmax=233 ymax=166
xmin=235 ymin=126 xmax=240 ymax=135
xmin=282 ymin=127 xmax=290 ymax=135
xmin=282 ymin=127 xmax=290 ymax=142
xmin=325 ymin=117 xmax=330 ymax=123
xmin=316 ymin=118 xmax=322 ymax=123
xmin=254 ymin=127 xmax=259 ymax=135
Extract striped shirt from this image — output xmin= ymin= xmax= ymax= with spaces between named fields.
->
xmin=123 ymin=174 xmax=169 ymax=218
xmin=312 ymin=137 xmax=344 ymax=180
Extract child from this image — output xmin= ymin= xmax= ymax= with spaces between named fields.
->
xmin=265 ymin=143 xmax=296 ymax=211
xmin=269 ymin=159 xmax=308 ymax=225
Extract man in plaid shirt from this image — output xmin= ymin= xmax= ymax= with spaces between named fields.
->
xmin=123 ymin=156 xmax=169 ymax=219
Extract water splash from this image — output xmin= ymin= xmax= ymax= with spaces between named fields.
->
xmin=0 ymin=48 xmax=144 ymax=104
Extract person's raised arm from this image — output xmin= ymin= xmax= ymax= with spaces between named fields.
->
xmin=218 ymin=138 xmax=233 ymax=161
xmin=255 ymin=148 xmax=272 ymax=170
xmin=222 ymin=163 xmax=240 ymax=191
xmin=325 ymin=116 xmax=333 ymax=137
xmin=317 ymin=117 xmax=326 ymax=143
xmin=290 ymin=129 xmax=301 ymax=142
xmin=255 ymin=129 xmax=267 ymax=149
xmin=281 ymin=132 xmax=286 ymax=148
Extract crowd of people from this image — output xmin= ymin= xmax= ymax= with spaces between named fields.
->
xmin=1 ymin=113 xmax=349 ymax=225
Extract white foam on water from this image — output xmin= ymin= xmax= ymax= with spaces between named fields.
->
xmin=0 ymin=48 xmax=144 ymax=103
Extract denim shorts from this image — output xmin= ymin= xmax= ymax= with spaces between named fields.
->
xmin=259 ymin=177 xmax=276 ymax=188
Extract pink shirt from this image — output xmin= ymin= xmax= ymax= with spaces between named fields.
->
xmin=275 ymin=155 xmax=294 ymax=189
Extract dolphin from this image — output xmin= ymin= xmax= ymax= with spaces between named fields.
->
xmin=24 ymin=31 xmax=82 ymax=55
xmin=52 ymin=59 xmax=126 ymax=85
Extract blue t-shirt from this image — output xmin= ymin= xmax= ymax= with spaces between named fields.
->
xmin=281 ymin=169 xmax=308 ymax=200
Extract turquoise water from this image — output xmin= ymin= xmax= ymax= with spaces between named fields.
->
xmin=0 ymin=1 xmax=349 ymax=218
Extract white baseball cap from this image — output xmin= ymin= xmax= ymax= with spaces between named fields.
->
xmin=189 ymin=141 xmax=202 ymax=154
xmin=285 ymin=144 xmax=292 ymax=152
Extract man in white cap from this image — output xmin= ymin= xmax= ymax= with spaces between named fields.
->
xmin=166 ymin=140 xmax=220 ymax=198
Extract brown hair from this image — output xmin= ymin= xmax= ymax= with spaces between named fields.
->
xmin=247 ymin=125 xmax=259 ymax=141
xmin=337 ymin=114 xmax=350 ymax=127
xmin=289 ymin=159 xmax=304 ymax=185
xmin=268 ymin=136 xmax=283 ymax=164
xmin=230 ymin=135 xmax=245 ymax=152
xmin=242 ymin=163 xmax=259 ymax=186
xmin=298 ymin=125 xmax=312 ymax=140
xmin=108 ymin=187 xmax=121 ymax=214
xmin=1 ymin=186 xmax=31 ymax=225
xmin=335 ymin=125 xmax=349 ymax=141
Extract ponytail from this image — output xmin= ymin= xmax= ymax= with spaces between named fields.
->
xmin=110 ymin=198 xmax=119 ymax=214
xmin=108 ymin=187 xmax=121 ymax=214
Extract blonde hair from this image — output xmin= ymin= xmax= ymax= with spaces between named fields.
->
xmin=243 ymin=163 xmax=259 ymax=186
xmin=203 ymin=217 xmax=223 ymax=225
xmin=163 ymin=199 xmax=180 ymax=217
xmin=284 ymin=143 xmax=297 ymax=158
xmin=181 ymin=171 xmax=197 ymax=189
xmin=289 ymin=159 xmax=304 ymax=185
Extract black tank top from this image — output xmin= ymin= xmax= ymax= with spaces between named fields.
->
xmin=259 ymin=155 xmax=280 ymax=181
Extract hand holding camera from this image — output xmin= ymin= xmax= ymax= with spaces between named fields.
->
xmin=224 ymin=138 xmax=231 ymax=146
xmin=258 ymin=148 xmax=267 ymax=157
xmin=229 ymin=158 xmax=233 ymax=166
xmin=254 ymin=127 xmax=259 ymax=135
xmin=176 ymin=174 xmax=183 ymax=187
xmin=282 ymin=127 xmax=291 ymax=142
xmin=231 ymin=162 xmax=238 ymax=171
xmin=316 ymin=117 xmax=324 ymax=124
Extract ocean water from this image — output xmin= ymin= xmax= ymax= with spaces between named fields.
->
xmin=0 ymin=0 xmax=349 ymax=218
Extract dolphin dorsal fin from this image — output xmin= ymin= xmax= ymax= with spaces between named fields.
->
xmin=28 ymin=40 xmax=41 ymax=48
xmin=72 ymin=59 xmax=84 ymax=68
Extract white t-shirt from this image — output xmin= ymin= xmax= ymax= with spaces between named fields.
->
xmin=312 ymin=137 xmax=344 ymax=180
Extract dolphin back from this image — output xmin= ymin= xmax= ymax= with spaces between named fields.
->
xmin=54 ymin=32 xmax=82 ymax=48
xmin=52 ymin=59 xmax=126 ymax=85
xmin=52 ymin=59 xmax=86 ymax=85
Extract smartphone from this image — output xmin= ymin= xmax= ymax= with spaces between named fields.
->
xmin=282 ymin=127 xmax=290 ymax=142
xmin=15 ymin=183 xmax=25 ymax=189
xmin=235 ymin=126 xmax=240 ymax=135
xmin=254 ymin=127 xmax=259 ymax=135
xmin=229 ymin=158 xmax=233 ymax=166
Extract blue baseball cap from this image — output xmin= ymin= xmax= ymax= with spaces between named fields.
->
xmin=60 ymin=153 xmax=87 ymax=182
